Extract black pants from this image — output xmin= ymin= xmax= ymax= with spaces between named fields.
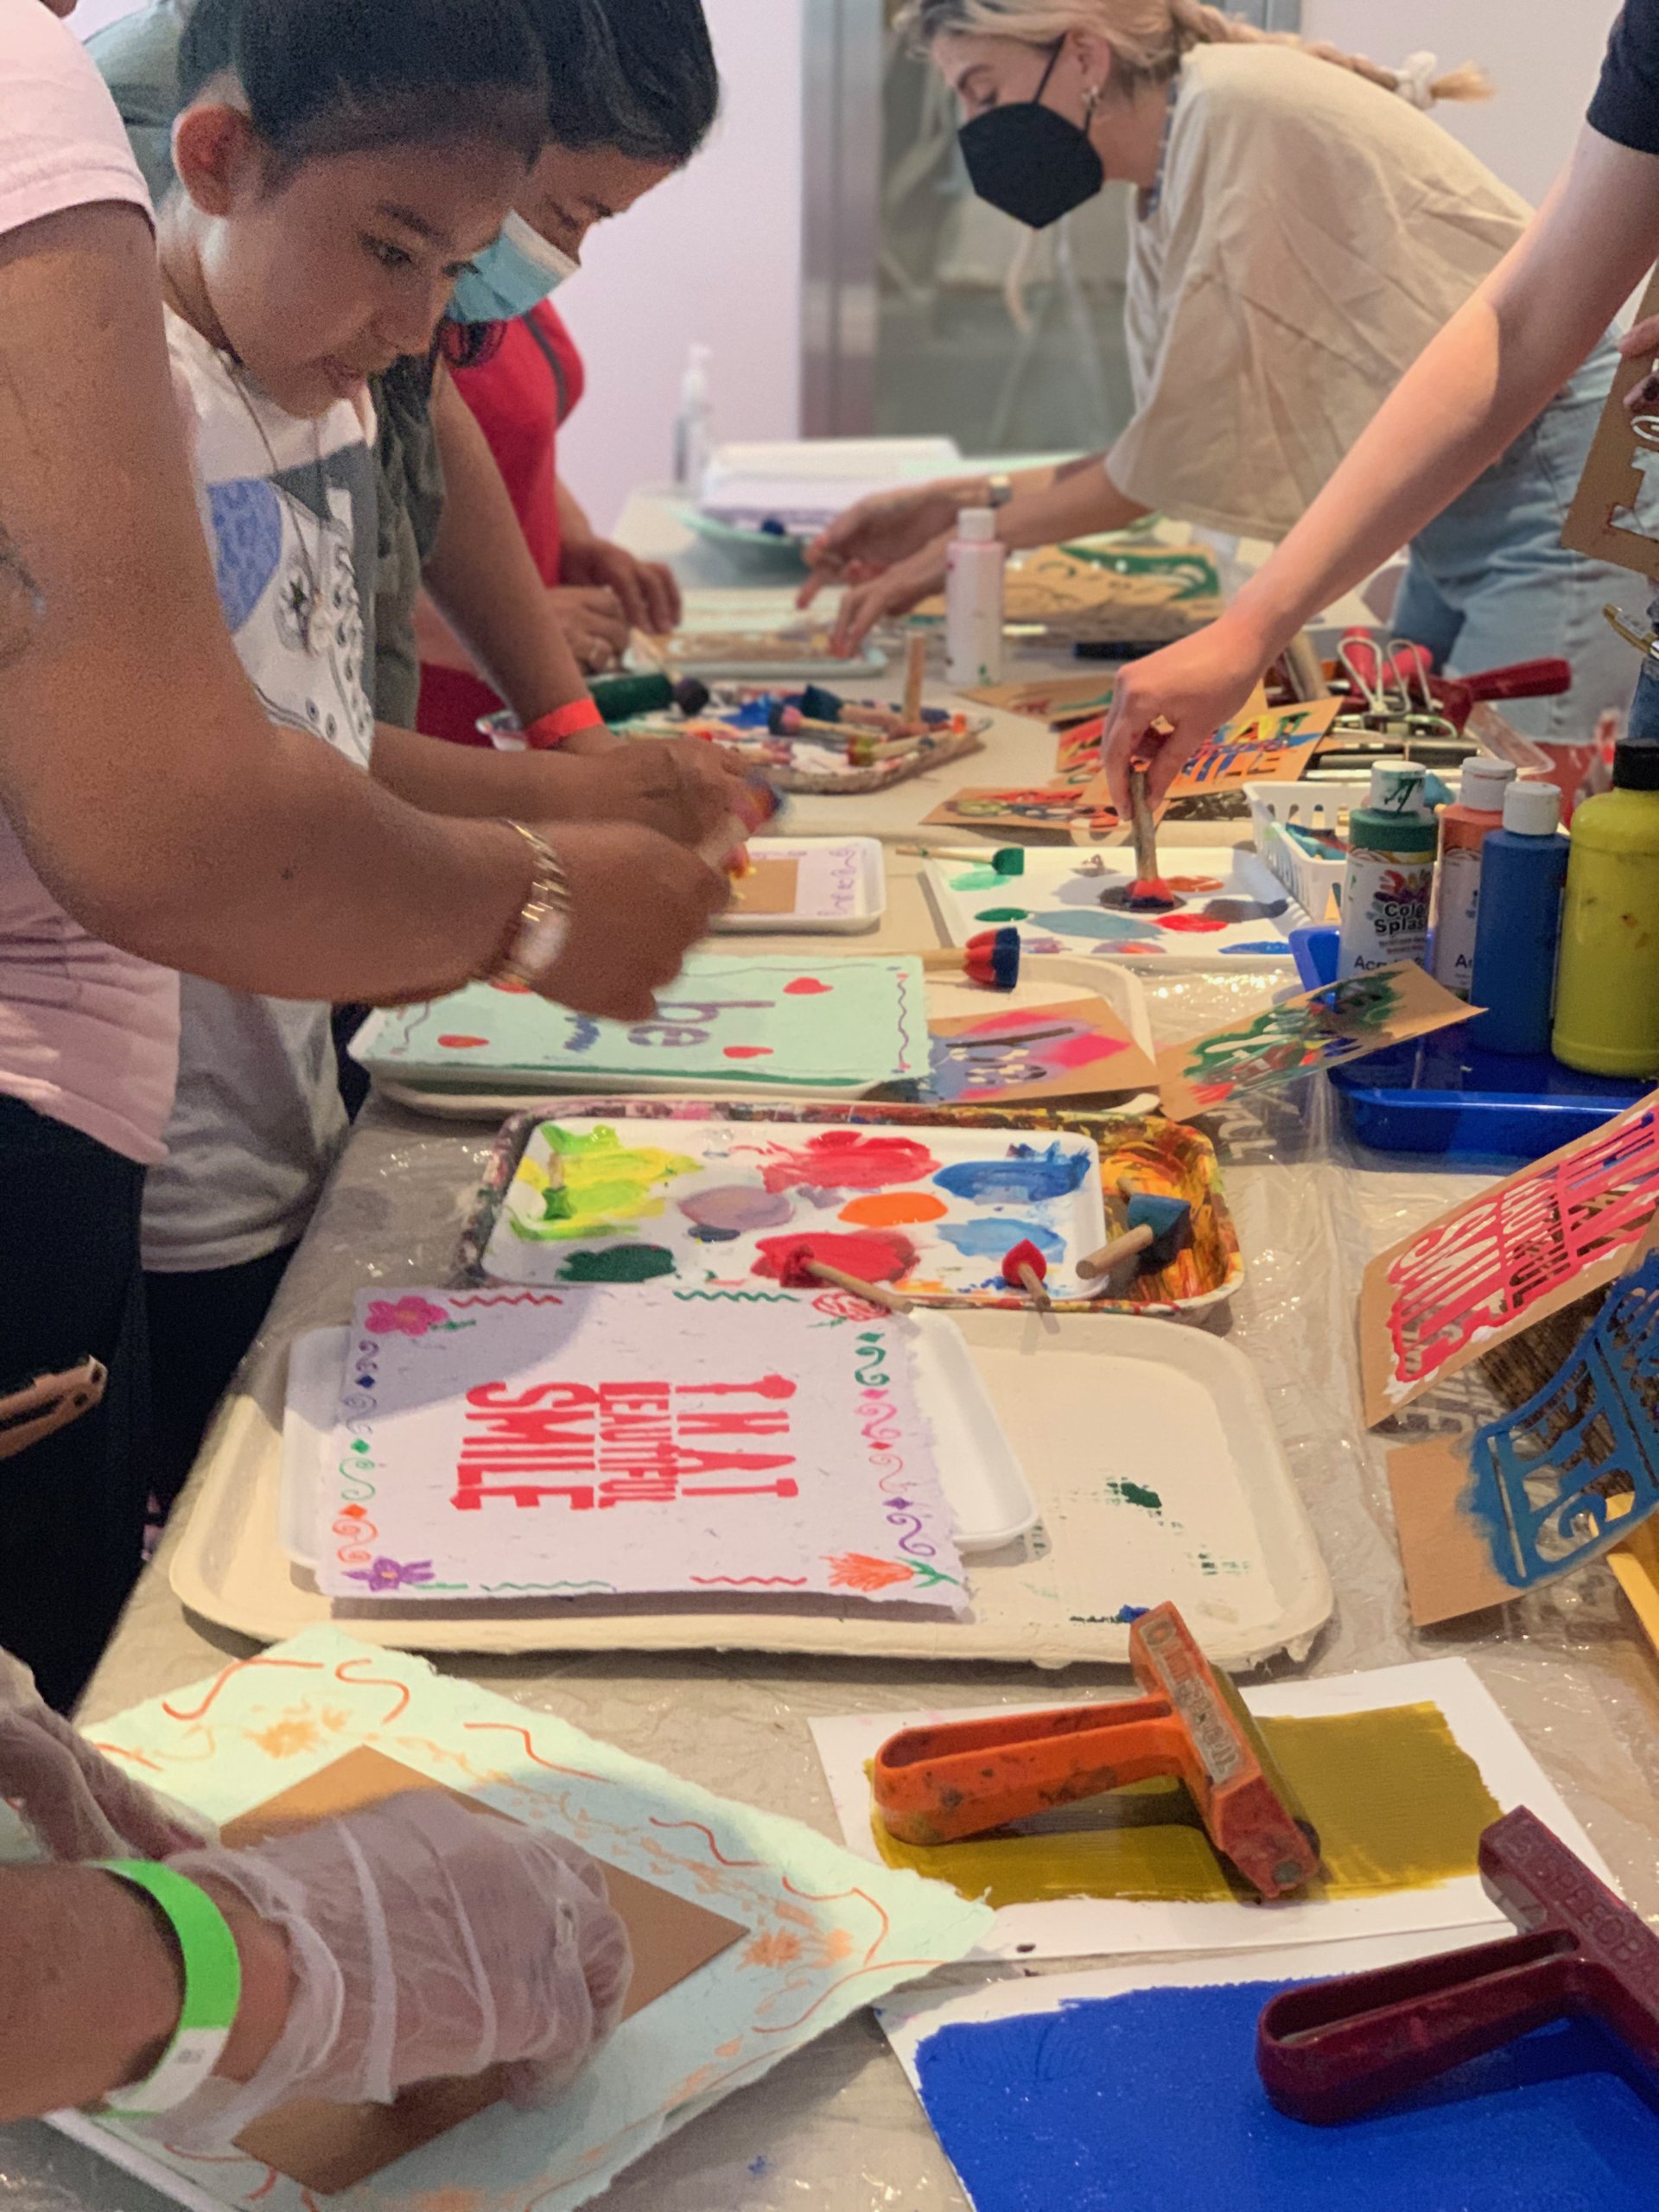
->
xmin=0 ymin=1096 xmax=149 ymax=1712
xmin=146 ymin=1243 xmax=298 ymax=1517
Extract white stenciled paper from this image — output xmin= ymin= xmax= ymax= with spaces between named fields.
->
xmin=321 ymin=1286 xmax=968 ymax=1609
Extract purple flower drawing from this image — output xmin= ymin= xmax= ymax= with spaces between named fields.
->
xmin=344 ymin=1558 xmax=435 ymax=1592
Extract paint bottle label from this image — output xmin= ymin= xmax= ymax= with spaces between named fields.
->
xmin=1430 ymin=845 xmax=1483 ymax=998
xmin=1338 ymin=849 xmax=1435 ymax=976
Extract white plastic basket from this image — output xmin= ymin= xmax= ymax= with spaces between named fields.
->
xmin=1246 ymin=779 xmax=1370 ymax=920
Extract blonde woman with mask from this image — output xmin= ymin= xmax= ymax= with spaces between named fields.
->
xmin=803 ymin=0 xmax=1630 ymax=748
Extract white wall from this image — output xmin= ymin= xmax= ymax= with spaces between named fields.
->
xmin=1303 ymin=0 xmax=1624 ymax=209
xmin=556 ymin=0 xmax=805 ymax=531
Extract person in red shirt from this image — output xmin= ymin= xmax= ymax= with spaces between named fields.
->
xmin=418 ymin=0 xmax=715 ymax=747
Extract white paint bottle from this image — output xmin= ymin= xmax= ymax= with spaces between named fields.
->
xmin=945 ymin=507 xmax=1007 ymax=690
xmin=1338 ymin=760 xmax=1440 ymax=977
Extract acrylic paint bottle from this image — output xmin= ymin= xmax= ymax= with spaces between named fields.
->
xmin=1337 ymin=760 xmax=1439 ymax=977
xmin=673 ymin=342 xmax=714 ymax=493
xmin=1552 ymin=747 xmax=1659 ymax=1076
xmin=1429 ymin=759 xmax=1516 ymax=999
xmin=945 ymin=507 xmax=1007 ymax=690
xmin=1467 ymin=782 xmax=1567 ymax=1056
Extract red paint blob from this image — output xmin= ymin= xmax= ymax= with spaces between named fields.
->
xmin=438 ymin=1034 xmax=490 ymax=1049
xmin=753 ymin=1229 xmax=917 ymax=1287
xmin=724 ymin=1045 xmax=775 ymax=1058
xmin=1155 ymin=912 xmax=1230 ymax=934
xmin=785 ymin=977 xmax=833 ymax=995
xmin=755 ymin=1129 xmax=940 ymax=1194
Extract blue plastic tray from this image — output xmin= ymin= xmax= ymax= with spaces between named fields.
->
xmin=1290 ymin=926 xmax=1648 ymax=1160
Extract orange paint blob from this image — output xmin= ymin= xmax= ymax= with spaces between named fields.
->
xmin=839 ymin=1192 xmax=950 ymax=1228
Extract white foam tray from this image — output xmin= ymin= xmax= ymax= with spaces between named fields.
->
xmin=279 ymin=1313 xmax=1038 ymax=1571
xmin=172 ymin=1310 xmax=1332 ymax=1671
xmin=714 ymin=837 xmax=887 ymax=934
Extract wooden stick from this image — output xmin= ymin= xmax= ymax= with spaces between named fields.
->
xmin=1128 ymin=766 xmax=1160 ymax=886
xmin=1016 ymin=1263 xmax=1053 ymax=1312
xmin=852 ymin=734 xmax=931 ymax=766
xmin=1077 ymin=1224 xmax=1154 ymax=1282
xmin=806 ymin=1262 xmax=913 ymax=1315
xmin=903 ymin=632 xmax=928 ymax=728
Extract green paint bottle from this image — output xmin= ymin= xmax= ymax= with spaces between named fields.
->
xmin=1553 ymin=747 xmax=1659 ymax=1077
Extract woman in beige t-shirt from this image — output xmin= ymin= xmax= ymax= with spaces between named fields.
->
xmin=805 ymin=0 xmax=1627 ymax=745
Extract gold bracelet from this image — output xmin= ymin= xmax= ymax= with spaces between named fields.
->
xmin=480 ymin=822 xmax=573 ymax=988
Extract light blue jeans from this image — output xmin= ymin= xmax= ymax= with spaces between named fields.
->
xmin=1395 ymin=335 xmax=1631 ymax=747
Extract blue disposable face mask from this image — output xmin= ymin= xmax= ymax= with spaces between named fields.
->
xmin=448 ymin=212 xmax=579 ymax=326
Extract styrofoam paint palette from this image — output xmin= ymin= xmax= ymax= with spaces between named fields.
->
xmin=171 ymin=1310 xmax=1331 ymax=1669
xmin=635 ymin=587 xmax=888 ymax=679
xmin=715 ymin=837 xmax=886 ymax=932
xmin=279 ymin=1313 xmax=1038 ymax=1572
xmin=925 ymin=846 xmax=1310 ymax=969
xmin=813 ymin=1660 xmax=1607 ymax=1961
xmin=480 ymin=1117 xmax=1108 ymax=1300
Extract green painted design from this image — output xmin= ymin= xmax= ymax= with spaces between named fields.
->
xmin=556 ymin=1245 xmax=677 ymax=1284
xmin=1108 ymin=1481 xmax=1163 ymax=1511
xmin=948 ymin=868 xmax=1008 ymax=893
xmin=974 ymin=907 xmax=1030 ymax=924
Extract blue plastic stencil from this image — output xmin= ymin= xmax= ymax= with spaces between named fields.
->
xmin=1468 ymin=1255 xmax=1659 ymax=1587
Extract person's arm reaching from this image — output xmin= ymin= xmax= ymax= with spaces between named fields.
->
xmin=1099 ymin=125 xmax=1659 ymax=811
xmin=801 ymin=458 xmax=1145 ymax=655
xmin=556 ymin=479 xmax=683 ymax=638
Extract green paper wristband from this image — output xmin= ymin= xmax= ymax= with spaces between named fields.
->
xmin=98 ymin=1862 xmax=243 ymax=2118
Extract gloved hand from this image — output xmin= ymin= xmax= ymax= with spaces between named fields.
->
xmin=0 ymin=1648 xmax=206 ymax=1862
xmin=159 ymin=1790 xmax=632 ymax=2148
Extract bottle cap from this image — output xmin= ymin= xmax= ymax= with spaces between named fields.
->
xmin=1367 ymin=759 xmax=1430 ymax=817
xmin=1503 ymin=780 xmax=1561 ymax=836
xmin=1612 ymin=745 xmax=1659 ymax=791
xmin=956 ymin=507 xmax=998 ymax=543
xmin=1459 ymin=759 xmax=1516 ymax=812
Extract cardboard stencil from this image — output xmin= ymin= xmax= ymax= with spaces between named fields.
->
xmin=1358 ymin=1090 xmax=1659 ymax=1427
xmin=1067 ymin=696 xmax=1339 ymax=794
xmin=63 ymin=1630 xmax=993 ymax=2212
xmin=1563 ymin=264 xmax=1659 ymax=582
xmin=925 ymin=995 xmax=1159 ymax=1108
xmin=1155 ymin=964 xmax=1475 ymax=1122
xmin=321 ymin=1287 xmax=968 ymax=1609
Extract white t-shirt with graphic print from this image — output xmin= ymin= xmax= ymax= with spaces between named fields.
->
xmin=141 ymin=310 xmax=378 ymax=1274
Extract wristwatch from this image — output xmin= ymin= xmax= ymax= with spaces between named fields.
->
xmin=984 ymin=474 xmax=1014 ymax=510
xmin=483 ymin=821 xmax=573 ymax=988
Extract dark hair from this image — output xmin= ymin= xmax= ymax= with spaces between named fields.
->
xmin=525 ymin=0 xmax=720 ymax=167
xmin=178 ymin=0 xmax=550 ymax=175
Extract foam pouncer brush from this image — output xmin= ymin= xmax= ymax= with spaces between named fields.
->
xmin=1257 ymin=1807 xmax=1659 ymax=2125
xmin=1078 ymin=1191 xmax=1193 ymax=1287
xmin=921 ymin=927 xmax=1022 ymax=991
xmin=1001 ymin=1238 xmax=1052 ymax=1311
xmin=774 ymin=1238 xmax=913 ymax=1317
xmin=873 ymin=1601 xmax=1321 ymax=1898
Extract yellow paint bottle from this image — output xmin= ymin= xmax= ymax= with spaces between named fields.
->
xmin=1553 ymin=748 xmax=1659 ymax=1077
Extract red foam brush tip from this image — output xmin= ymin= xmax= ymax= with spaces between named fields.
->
xmin=1125 ymin=879 xmax=1178 ymax=913
xmin=777 ymin=1242 xmax=820 ymax=1290
xmin=1001 ymin=1239 xmax=1049 ymax=1289
xmin=963 ymin=926 xmax=1022 ymax=989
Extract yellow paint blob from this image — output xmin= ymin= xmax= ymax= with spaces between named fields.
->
xmin=869 ymin=1703 xmax=1500 ymax=1906
xmin=508 ymin=1123 xmax=699 ymax=1243
xmin=839 ymin=1192 xmax=951 ymax=1228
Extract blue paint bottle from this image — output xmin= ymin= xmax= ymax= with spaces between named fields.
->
xmin=1467 ymin=780 xmax=1567 ymax=1056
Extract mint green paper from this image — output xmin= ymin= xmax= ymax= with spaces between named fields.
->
xmin=67 ymin=1628 xmax=992 ymax=2212
xmin=351 ymin=954 xmax=927 ymax=1090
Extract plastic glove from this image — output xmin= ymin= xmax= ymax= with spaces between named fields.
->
xmin=0 ymin=1649 xmax=206 ymax=1862
xmin=158 ymin=1790 xmax=632 ymax=2149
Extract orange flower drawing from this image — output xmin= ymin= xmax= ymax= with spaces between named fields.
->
xmin=742 ymin=1929 xmax=804 ymax=1969
xmin=824 ymin=1554 xmax=915 ymax=1594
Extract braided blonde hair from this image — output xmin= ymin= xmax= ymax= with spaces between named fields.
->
xmin=899 ymin=0 xmax=1491 ymax=106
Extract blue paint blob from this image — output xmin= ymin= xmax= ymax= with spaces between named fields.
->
xmin=1223 ymin=941 xmax=1294 ymax=956
xmin=932 ymin=1140 xmax=1092 ymax=1205
xmin=1030 ymin=907 xmax=1169 ymax=944
xmin=936 ymin=1218 xmax=1065 ymax=1262
xmin=912 ymin=1981 xmax=1659 ymax=2212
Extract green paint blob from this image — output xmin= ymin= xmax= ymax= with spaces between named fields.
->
xmin=974 ymin=907 xmax=1030 ymax=924
xmin=557 ymin=1245 xmax=677 ymax=1283
xmin=948 ymin=868 xmax=1007 ymax=893
xmin=1108 ymin=1481 xmax=1163 ymax=1511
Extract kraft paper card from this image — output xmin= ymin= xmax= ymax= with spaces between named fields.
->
xmin=1155 ymin=964 xmax=1476 ymax=1122
xmin=1358 ymin=1090 xmax=1659 ymax=1428
xmin=61 ymin=1629 xmax=994 ymax=2212
xmin=1070 ymin=696 xmax=1341 ymax=796
xmin=927 ymin=995 xmax=1159 ymax=1108
xmin=1563 ymin=264 xmax=1659 ymax=582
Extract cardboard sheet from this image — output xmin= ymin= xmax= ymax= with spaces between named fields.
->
xmin=1387 ymin=1436 xmax=1516 ymax=1629
xmin=926 ymin=994 xmax=1159 ymax=1107
xmin=1358 ymin=1090 xmax=1659 ymax=1427
xmin=1563 ymin=265 xmax=1659 ymax=582
xmin=1069 ymin=696 xmax=1339 ymax=795
xmin=1155 ymin=963 xmax=1475 ymax=1122
xmin=225 ymin=1747 xmax=747 ymax=2194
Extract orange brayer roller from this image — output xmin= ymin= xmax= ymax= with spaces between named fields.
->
xmin=872 ymin=1601 xmax=1321 ymax=1900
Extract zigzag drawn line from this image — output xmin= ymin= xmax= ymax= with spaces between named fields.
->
xmin=690 ymin=1574 xmax=811 ymax=1586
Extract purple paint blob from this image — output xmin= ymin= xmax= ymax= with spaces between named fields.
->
xmin=677 ymin=1184 xmax=796 ymax=1234
xmin=912 ymin=1980 xmax=1659 ymax=2212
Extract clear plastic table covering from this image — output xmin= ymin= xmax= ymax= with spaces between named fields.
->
xmin=8 ymin=965 xmax=1659 ymax=2212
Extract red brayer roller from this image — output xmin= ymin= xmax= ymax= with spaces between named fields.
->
xmin=1257 ymin=1806 xmax=1659 ymax=2124
xmin=872 ymin=1601 xmax=1321 ymax=1901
